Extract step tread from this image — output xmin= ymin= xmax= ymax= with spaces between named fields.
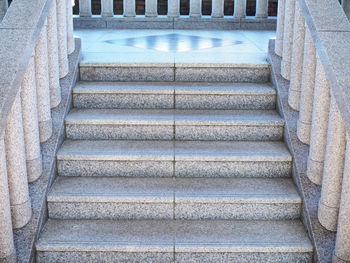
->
xmin=65 ymin=108 xmax=284 ymax=126
xmin=57 ymin=140 xmax=292 ymax=162
xmin=73 ymin=82 xmax=276 ymax=95
xmin=48 ymin=177 xmax=301 ymax=204
xmin=36 ymin=219 xmax=313 ymax=253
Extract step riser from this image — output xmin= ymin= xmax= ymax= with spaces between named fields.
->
xmin=48 ymin=202 xmax=301 ymax=220
xmin=66 ymin=124 xmax=284 ymax=141
xmin=57 ymin=160 xmax=292 ymax=178
xmin=79 ymin=66 xmax=270 ymax=83
xmin=37 ymin=251 xmax=312 ymax=263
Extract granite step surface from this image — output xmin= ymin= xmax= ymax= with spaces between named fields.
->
xmin=36 ymin=219 xmax=313 ymax=263
xmin=65 ymin=108 xmax=284 ymax=141
xmin=47 ymin=176 xmax=301 ymax=220
xmin=56 ymin=140 xmax=292 ymax=178
xmin=73 ymin=82 xmax=276 ymax=110
xmin=79 ymin=62 xmax=270 ymax=82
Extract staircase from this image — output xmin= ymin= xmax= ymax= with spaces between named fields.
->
xmin=35 ymin=63 xmax=313 ymax=262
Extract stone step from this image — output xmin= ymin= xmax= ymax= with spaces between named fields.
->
xmin=73 ymin=82 xmax=276 ymax=110
xmin=36 ymin=219 xmax=313 ymax=263
xmin=65 ymin=109 xmax=284 ymax=141
xmin=56 ymin=140 xmax=292 ymax=178
xmin=47 ymin=176 xmax=301 ymax=220
xmin=79 ymin=62 xmax=270 ymax=83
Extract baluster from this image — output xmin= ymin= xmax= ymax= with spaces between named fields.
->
xmin=297 ymin=27 xmax=316 ymax=145
xmin=146 ymin=0 xmax=158 ymax=17
xmin=35 ymin=23 xmax=53 ymax=142
xmin=0 ymin=136 xmax=16 ymax=262
xmin=190 ymin=0 xmax=202 ymax=17
xmin=275 ymin=0 xmax=285 ymax=56
xmin=0 ymin=0 xmax=8 ymax=20
xmin=79 ymin=0 xmax=92 ymax=17
xmin=66 ymin=0 xmax=75 ymax=54
xmin=333 ymin=136 xmax=350 ymax=262
xmin=318 ymin=95 xmax=346 ymax=231
xmin=288 ymin=0 xmax=305 ymax=111
xmin=124 ymin=0 xmax=135 ymax=17
xmin=5 ymin=93 xmax=32 ymax=229
xmin=234 ymin=0 xmax=246 ymax=18
xmin=307 ymin=56 xmax=330 ymax=185
xmin=102 ymin=0 xmax=114 ymax=17
xmin=212 ymin=0 xmax=224 ymax=18
xmin=281 ymin=0 xmax=296 ymax=80
xmin=256 ymin=0 xmax=268 ymax=18
xmin=47 ymin=0 xmax=62 ymax=108
xmin=168 ymin=0 xmax=179 ymax=17
xmin=56 ymin=0 xmax=69 ymax=78
xmin=21 ymin=56 xmax=42 ymax=183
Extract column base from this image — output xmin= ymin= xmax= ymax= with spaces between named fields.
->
xmin=288 ymin=89 xmax=301 ymax=111
xmin=307 ymin=158 xmax=323 ymax=185
xmin=11 ymin=199 xmax=32 ymax=229
xmin=0 ymin=251 xmax=17 ymax=263
xmin=297 ymin=120 xmax=311 ymax=145
xmin=27 ymin=156 xmax=43 ymax=183
xmin=275 ymin=38 xmax=283 ymax=57
xmin=318 ymin=200 xmax=339 ymax=232
xmin=39 ymin=119 xmax=53 ymax=143
xmin=333 ymin=253 xmax=350 ymax=263
xmin=50 ymin=87 xmax=62 ymax=109
xmin=281 ymin=59 xmax=291 ymax=80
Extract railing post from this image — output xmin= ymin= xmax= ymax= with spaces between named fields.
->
xmin=47 ymin=0 xmax=62 ymax=108
xmin=35 ymin=23 xmax=53 ymax=143
xmin=288 ymin=0 xmax=305 ymax=111
xmin=281 ymin=0 xmax=296 ymax=80
xmin=168 ymin=0 xmax=179 ymax=17
xmin=212 ymin=0 xmax=224 ymax=18
xmin=146 ymin=0 xmax=158 ymax=17
xmin=21 ymin=56 xmax=42 ymax=183
xmin=307 ymin=56 xmax=331 ymax=185
xmin=79 ymin=0 xmax=92 ymax=17
xmin=318 ymin=95 xmax=346 ymax=231
xmin=275 ymin=0 xmax=286 ymax=56
xmin=256 ymin=0 xmax=269 ymax=18
xmin=0 ymin=0 xmax=8 ymax=21
xmin=234 ymin=0 xmax=246 ymax=18
xmin=66 ymin=0 xmax=75 ymax=54
xmin=5 ymin=93 xmax=32 ymax=229
xmin=0 ymin=136 xmax=16 ymax=262
xmin=56 ymin=0 xmax=69 ymax=78
xmin=333 ymin=135 xmax=350 ymax=262
xmin=190 ymin=0 xmax=202 ymax=17
xmin=297 ymin=27 xmax=316 ymax=145
xmin=101 ymin=0 xmax=114 ymax=17
xmin=124 ymin=0 xmax=135 ymax=17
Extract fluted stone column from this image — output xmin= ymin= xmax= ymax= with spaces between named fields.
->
xmin=297 ymin=27 xmax=316 ymax=145
xmin=333 ymin=136 xmax=350 ymax=263
xmin=190 ymin=0 xmax=201 ymax=17
xmin=281 ymin=0 xmax=296 ymax=80
xmin=79 ymin=0 xmax=92 ymax=17
xmin=256 ymin=0 xmax=268 ymax=18
xmin=0 ymin=0 xmax=8 ymax=21
xmin=234 ymin=0 xmax=246 ymax=18
xmin=0 ymin=137 xmax=16 ymax=262
xmin=35 ymin=24 xmax=53 ymax=143
xmin=5 ymin=93 xmax=32 ymax=229
xmin=288 ymin=0 xmax=305 ymax=111
xmin=66 ymin=0 xmax=75 ymax=54
xmin=168 ymin=0 xmax=179 ymax=17
xmin=124 ymin=0 xmax=135 ymax=17
xmin=275 ymin=0 xmax=285 ymax=56
xmin=101 ymin=0 xmax=113 ymax=17
xmin=318 ymin=95 xmax=346 ymax=231
xmin=307 ymin=57 xmax=330 ymax=185
xmin=212 ymin=0 xmax=224 ymax=18
xmin=21 ymin=56 xmax=42 ymax=183
xmin=146 ymin=0 xmax=157 ymax=17
xmin=56 ymin=0 xmax=69 ymax=78
xmin=47 ymin=0 xmax=62 ymax=108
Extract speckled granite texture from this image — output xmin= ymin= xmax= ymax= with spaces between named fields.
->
xmin=268 ymin=39 xmax=335 ymax=263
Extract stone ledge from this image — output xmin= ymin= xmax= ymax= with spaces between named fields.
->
xmin=12 ymin=38 xmax=81 ymax=263
xmin=268 ymin=38 xmax=335 ymax=263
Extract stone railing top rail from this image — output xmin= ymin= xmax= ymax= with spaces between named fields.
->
xmin=299 ymin=0 xmax=350 ymax=132
xmin=0 ymin=0 xmax=54 ymax=137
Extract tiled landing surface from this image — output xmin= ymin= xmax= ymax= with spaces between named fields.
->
xmin=75 ymin=29 xmax=275 ymax=65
